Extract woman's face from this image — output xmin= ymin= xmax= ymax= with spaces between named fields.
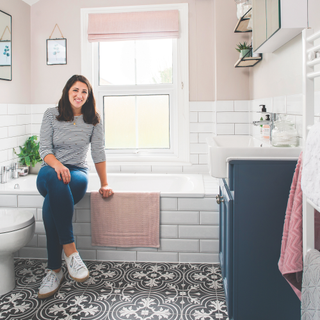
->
xmin=68 ymin=81 xmax=89 ymax=115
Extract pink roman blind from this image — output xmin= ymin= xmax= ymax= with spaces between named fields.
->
xmin=87 ymin=10 xmax=179 ymax=42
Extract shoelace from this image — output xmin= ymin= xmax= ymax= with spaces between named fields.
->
xmin=71 ymin=254 xmax=86 ymax=272
xmin=40 ymin=270 xmax=56 ymax=289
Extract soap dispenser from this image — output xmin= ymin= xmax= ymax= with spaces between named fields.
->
xmin=262 ymin=114 xmax=270 ymax=139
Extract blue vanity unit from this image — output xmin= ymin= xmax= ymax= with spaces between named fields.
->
xmin=218 ymin=160 xmax=300 ymax=320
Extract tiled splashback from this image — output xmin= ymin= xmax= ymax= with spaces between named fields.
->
xmin=1 ymin=92 xmax=319 ymax=175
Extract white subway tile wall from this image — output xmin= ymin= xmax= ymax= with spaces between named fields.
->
xmin=0 ymin=94 xmax=317 ymax=175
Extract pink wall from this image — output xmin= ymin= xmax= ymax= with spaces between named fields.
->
xmin=7 ymin=0 xmax=314 ymax=104
xmin=29 ymin=0 xmax=249 ymax=103
xmin=214 ymin=0 xmax=250 ymax=100
xmin=0 ymin=0 xmax=30 ymax=104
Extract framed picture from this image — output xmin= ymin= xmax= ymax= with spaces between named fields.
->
xmin=46 ymin=38 xmax=67 ymax=65
xmin=0 ymin=41 xmax=11 ymax=66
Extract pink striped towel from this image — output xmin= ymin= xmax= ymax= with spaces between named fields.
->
xmin=278 ymin=152 xmax=320 ymax=300
xmin=90 ymin=192 xmax=160 ymax=248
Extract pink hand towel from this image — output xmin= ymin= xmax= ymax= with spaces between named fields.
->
xmin=279 ymin=152 xmax=320 ymax=300
xmin=91 ymin=192 xmax=160 ymax=248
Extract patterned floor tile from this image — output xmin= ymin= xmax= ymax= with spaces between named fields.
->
xmin=0 ymin=259 xmax=229 ymax=320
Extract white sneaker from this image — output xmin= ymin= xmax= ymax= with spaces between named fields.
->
xmin=64 ymin=252 xmax=89 ymax=282
xmin=38 ymin=269 xmax=64 ymax=299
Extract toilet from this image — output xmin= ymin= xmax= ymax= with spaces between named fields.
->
xmin=0 ymin=208 xmax=35 ymax=296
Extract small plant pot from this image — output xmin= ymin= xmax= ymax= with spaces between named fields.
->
xmin=240 ymin=49 xmax=251 ymax=58
xmin=18 ymin=165 xmax=29 ymax=176
xmin=29 ymin=162 xmax=42 ymax=175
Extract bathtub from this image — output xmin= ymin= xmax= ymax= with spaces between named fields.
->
xmin=0 ymin=173 xmax=205 ymax=197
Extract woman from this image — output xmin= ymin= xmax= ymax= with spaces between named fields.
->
xmin=36 ymin=75 xmax=113 ymax=299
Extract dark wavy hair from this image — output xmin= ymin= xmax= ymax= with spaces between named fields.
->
xmin=56 ymin=75 xmax=100 ymax=125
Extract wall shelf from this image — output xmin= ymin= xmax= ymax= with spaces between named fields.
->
xmin=234 ymin=7 xmax=252 ymax=33
xmin=234 ymin=55 xmax=262 ymax=68
xmin=234 ymin=49 xmax=262 ymax=68
xmin=234 ymin=6 xmax=262 ymax=68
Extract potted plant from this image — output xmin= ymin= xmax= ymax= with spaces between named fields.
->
xmin=235 ymin=41 xmax=251 ymax=58
xmin=13 ymin=135 xmax=42 ymax=174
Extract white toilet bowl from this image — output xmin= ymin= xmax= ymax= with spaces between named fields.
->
xmin=0 ymin=208 xmax=35 ymax=296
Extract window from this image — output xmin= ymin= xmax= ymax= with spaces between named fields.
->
xmin=81 ymin=4 xmax=189 ymax=164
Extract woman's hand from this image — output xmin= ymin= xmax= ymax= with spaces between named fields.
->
xmin=54 ymin=163 xmax=71 ymax=184
xmin=99 ymin=185 xmax=114 ymax=198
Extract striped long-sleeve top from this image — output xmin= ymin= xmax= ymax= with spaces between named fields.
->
xmin=39 ymin=107 xmax=106 ymax=168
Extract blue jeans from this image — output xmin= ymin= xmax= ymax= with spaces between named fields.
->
xmin=36 ymin=165 xmax=88 ymax=270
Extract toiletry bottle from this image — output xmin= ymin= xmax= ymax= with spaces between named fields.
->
xmin=262 ymin=114 xmax=270 ymax=139
xmin=260 ymin=105 xmax=267 ymax=113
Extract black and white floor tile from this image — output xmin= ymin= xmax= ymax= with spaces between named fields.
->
xmin=0 ymin=259 xmax=229 ymax=320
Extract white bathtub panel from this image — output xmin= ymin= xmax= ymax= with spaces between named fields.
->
xmin=179 ymin=226 xmax=219 ymax=239
xmin=77 ymin=249 xmax=97 ymax=261
xmin=200 ymin=240 xmax=219 ymax=253
xmin=18 ymin=195 xmax=43 ymax=208
xmin=0 ymin=195 xmax=17 ymax=207
xmin=35 ymin=221 xmax=45 ymax=234
xmin=73 ymin=223 xmax=91 ymax=236
xmin=75 ymin=194 xmax=90 ymax=209
xmin=116 ymin=246 xmax=157 ymax=252
xmin=200 ymin=212 xmax=219 ymax=225
xmin=97 ymin=250 xmax=137 ymax=261
xmin=19 ymin=247 xmax=47 ymax=259
xmin=1 ymin=173 xmax=218 ymax=264
xmin=76 ymin=236 xmax=116 ymax=251
xmin=75 ymin=209 xmax=91 ymax=223
xmin=161 ymin=211 xmax=199 ymax=225
xmin=179 ymin=253 xmax=218 ymax=263
xmin=178 ymin=198 xmax=215 ymax=211
xmin=38 ymin=235 xmax=47 ymax=248
xmin=160 ymin=239 xmax=199 ymax=252
xmin=160 ymin=198 xmax=178 ymax=211
xmin=160 ymin=225 xmax=178 ymax=238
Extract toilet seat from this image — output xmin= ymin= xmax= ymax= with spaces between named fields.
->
xmin=0 ymin=209 xmax=35 ymax=233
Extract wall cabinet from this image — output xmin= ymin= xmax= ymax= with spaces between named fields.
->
xmin=253 ymin=0 xmax=307 ymax=53
xmin=219 ymin=160 xmax=300 ymax=320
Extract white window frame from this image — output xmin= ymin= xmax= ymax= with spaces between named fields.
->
xmin=81 ymin=3 xmax=189 ymax=165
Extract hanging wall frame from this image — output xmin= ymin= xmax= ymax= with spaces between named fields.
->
xmin=46 ymin=24 xmax=67 ymax=65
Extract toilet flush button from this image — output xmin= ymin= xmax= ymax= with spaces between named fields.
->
xmin=14 ymin=184 xmax=20 ymax=189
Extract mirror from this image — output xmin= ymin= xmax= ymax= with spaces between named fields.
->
xmin=252 ymin=0 xmax=280 ymax=52
xmin=0 ymin=10 xmax=12 ymax=81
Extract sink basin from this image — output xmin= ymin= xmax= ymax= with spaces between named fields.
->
xmin=207 ymin=135 xmax=302 ymax=178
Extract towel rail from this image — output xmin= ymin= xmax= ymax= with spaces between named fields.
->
xmin=307 ymin=57 xmax=320 ymax=67
xmin=307 ymin=43 xmax=320 ymax=54
xmin=307 ymin=71 xmax=320 ymax=79
xmin=302 ymin=28 xmax=317 ymax=258
xmin=307 ymin=29 xmax=320 ymax=42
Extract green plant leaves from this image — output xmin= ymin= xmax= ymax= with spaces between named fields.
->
xmin=13 ymin=135 xmax=41 ymax=167
xmin=235 ymin=41 xmax=250 ymax=52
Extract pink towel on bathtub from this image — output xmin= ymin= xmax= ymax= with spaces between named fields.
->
xmin=90 ymin=192 xmax=160 ymax=248
xmin=278 ymin=152 xmax=320 ymax=300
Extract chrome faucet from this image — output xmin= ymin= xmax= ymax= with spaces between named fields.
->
xmin=253 ymin=112 xmax=276 ymax=141
xmin=12 ymin=162 xmax=26 ymax=179
xmin=1 ymin=166 xmax=10 ymax=184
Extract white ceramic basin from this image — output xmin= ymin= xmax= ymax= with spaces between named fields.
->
xmin=207 ymin=135 xmax=302 ymax=178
